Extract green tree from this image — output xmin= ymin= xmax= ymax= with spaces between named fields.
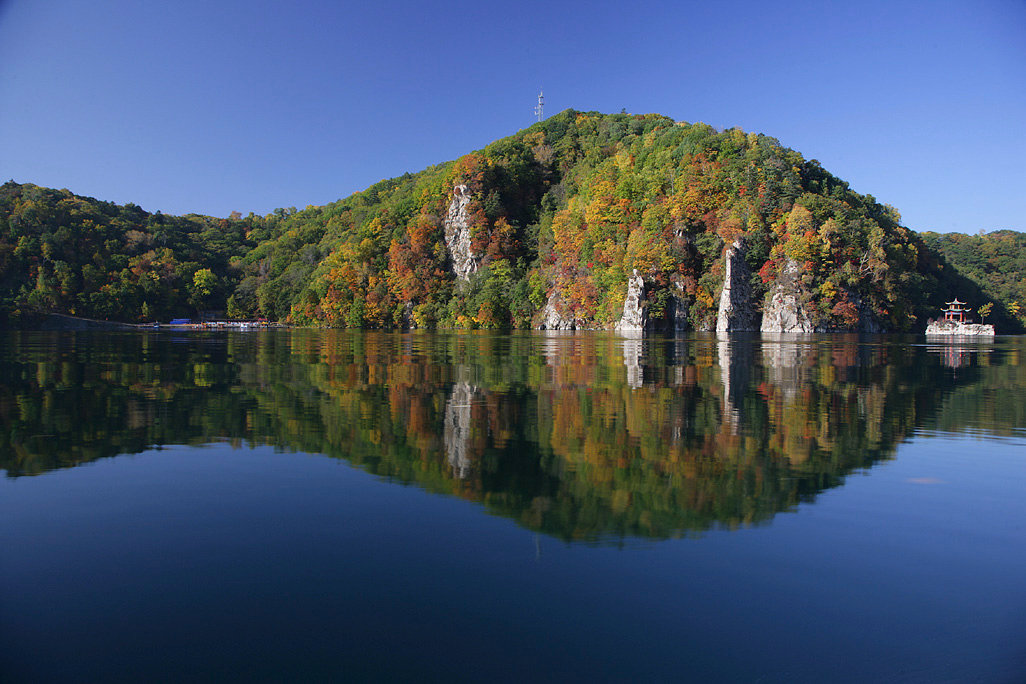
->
xmin=978 ymin=302 xmax=993 ymax=322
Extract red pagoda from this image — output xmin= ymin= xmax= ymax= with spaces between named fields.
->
xmin=942 ymin=298 xmax=970 ymax=323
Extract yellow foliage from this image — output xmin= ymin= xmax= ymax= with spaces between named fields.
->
xmin=786 ymin=206 xmax=815 ymax=235
xmin=625 ymin=229 xmax=670 ymax=275
xmin=818 ymin=280 xmax=837 ymax=301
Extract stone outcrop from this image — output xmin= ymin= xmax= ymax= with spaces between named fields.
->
xmin=850 ymin=295 xmax=884 ymax=333
xmin=926 ymin=319 xmax=995 ymax=336
xmin=716 ymin=239 xmax=759 ymax=332
xmin=670 ymin=280 xmax=690 ymax=332
xmin=761 ymin=260 xmax=885 ymax=333
xmin=761 ymin=259 xmax=814 ymax=333
xmin=821 ymin=291 xmax=883 ymax=333
xmin=444 ymin=184 xmax=477 ymax=281
xmin=400 ymin=301 xmax=417 ymax=330
xmin=539 ymin=293 xmax=577 ymax=330
xmin=537 ymin=290 xmax=609 ymax=330
xmin=614 ymin=270 xmax=646 ymax=332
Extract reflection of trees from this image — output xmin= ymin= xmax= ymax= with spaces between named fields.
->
xmin=0 ymin=330 xmax=1009 ymax=541
xmin=927 ymin=341 xmax=1026 ymax=437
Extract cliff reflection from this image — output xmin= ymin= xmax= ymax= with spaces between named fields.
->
xmin=2 ymin=330 xmax=1019 ymax=541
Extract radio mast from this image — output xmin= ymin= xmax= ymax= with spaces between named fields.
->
xmin=534 ymin=89 xmax=544 ymax=122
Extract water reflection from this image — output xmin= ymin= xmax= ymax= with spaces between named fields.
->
xmin=716 ymin=333 xmax=754 ymax=433
xmin=2 ymin=330 xmax=1023 ymax=541
xmin=619 ymin=331 xmax=644 ymax=389
xmin=444 ymin=372 xmax=479 ymax=480
xmin=924 ymin=337 xmax=993 ymax=369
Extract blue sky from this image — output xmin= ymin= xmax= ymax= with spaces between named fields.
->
xmin=1 ymin=0 xmax=1023 ymax=233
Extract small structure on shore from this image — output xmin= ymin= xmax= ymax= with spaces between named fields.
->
xmin=941 ymin=298 xmax=970 ymax=323
xmin=926 ymin=298 xmax=995 ymax=336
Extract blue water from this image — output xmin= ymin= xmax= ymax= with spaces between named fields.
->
xmin=1 ymin=331 xmax=1024 ymax=682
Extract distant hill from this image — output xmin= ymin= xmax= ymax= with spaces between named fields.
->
xmin=2 ymin=110 xmax=1023 ymax=332
xmin=919 ymin=230 xmax=1026 ymax=332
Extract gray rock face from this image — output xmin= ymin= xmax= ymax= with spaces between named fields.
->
xmin=444 ymin=184 xmax=477 ymax=281
xmin=761 ymin=260 xmax=814 ymax=333
xmin=716 ymin=239 xmax=760 ymax=332
xmin=852 ymin=299 xmax=884 ymax=333
xmin=926 ymin=319 xmax=995 ymax=336
xmin=761 ymin=260 xmax=885 ymax=333
xmin=614 ymin=270 xmax=646 ymax=332
xmin=539 ymin=293 xmax=576 ymax=330
xmin=671 ymin=280 xmax=690 ymax=332
xmin=400 ymin=301 xmax=417 ymax=330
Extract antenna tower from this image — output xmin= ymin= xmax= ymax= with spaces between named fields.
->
xmin=534 ymin=89 xmax=544 ymax=122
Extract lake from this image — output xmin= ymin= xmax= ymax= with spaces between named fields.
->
xmin=2 ymin=330 xmax=1024 ymax=682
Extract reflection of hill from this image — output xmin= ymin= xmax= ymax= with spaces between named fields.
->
xmin=923 ymin=341 xmax=1026 ymax=437
xmin=0 ymin=330 xmax=1004 ymax=541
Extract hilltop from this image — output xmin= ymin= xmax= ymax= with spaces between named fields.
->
xmin=2 ymin=110 xmax=1023 ymax=332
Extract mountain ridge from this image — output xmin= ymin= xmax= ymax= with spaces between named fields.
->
xmin=2 ymin=109 xmax=1023 ymax=332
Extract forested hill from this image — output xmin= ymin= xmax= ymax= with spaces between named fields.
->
xmin=2 ymin=110 xmax=1023 ymax=332
xmin=919 ymin=231 xmax=1026 ymax=331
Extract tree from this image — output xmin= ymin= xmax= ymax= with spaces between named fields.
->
xmin=978 ymin=302 xmax=993 ymax=323
xmin=190 ymin=268 xmax=218 ymax=312
xmin=192 ymin=268 xmax=217 ymax=298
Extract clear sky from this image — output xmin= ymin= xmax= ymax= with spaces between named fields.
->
xmin=1 ymin=0 xmax=1023 ymax=233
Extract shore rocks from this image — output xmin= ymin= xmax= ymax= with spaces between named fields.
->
xmin=761 ymin=260 xmax=814 ymax=333
xmin=614 ymin=270 xmax=646 ymax=333
xmin=539 ymin=292 xmax=577 ymax=330
xmin=716 ymin=239 xmax=759 ymax=332
xmin=926 ymin=319 xmax=995 ymax=336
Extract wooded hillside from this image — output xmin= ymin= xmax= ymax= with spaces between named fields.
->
xmin=2 ymin=110 xmax=1022 ymax=332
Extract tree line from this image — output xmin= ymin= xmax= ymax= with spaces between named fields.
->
xmin=2 ymin=110 xmax=1022 ymax=331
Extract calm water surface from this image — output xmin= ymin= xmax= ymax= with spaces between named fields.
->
xmin=1 ymin=330 xmax=1025 ymax=682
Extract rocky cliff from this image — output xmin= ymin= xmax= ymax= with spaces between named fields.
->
xmin=761 ymin=260 xmax=884 ymax=333
xmin=670 ymin=279 xmax=690 ymax=332
xmin=539 ymin=293 xmax=577 ymax=330
xmin=847 ymin=293 xmax=884 ymax=333
xmin=716 ymin=239 xmax=760 ymax=332
xmin=614 ymin=270 xmax=646 ymax=333
xmin=761 ymin=259 xmax=814 ymax=333
xmin=444 ymin=184 xmax=477 ymax=281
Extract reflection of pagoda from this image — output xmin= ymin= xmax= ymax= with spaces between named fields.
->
xmin=942 ymin=298 xmax=971 ymax=323
xmin=941 ymin=345 xmax=970 ymax=369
